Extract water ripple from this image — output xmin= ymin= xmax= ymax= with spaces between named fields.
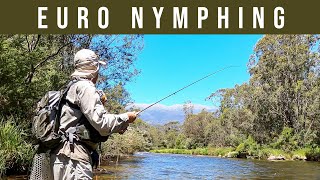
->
xmin=97 ymin=152 xmax=320 ymax=179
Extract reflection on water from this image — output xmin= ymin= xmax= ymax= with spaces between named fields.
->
xmin=96 ymin=152 xmax=320 ymax=179
xmin=5 ymin=153 xmax=320 ymax=179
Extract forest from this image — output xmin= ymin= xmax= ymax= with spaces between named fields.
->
xmin=1 ymin=34 xmax=320 ymax=177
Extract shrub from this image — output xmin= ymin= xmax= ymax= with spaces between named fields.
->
xmin=102 ymin=124 xmax=155 ymax=159
xmin=184 ymin=138 xmax=196 ymax=149
xmin=0 ymin=119 xmax=35 ymax=176
xmin=306 ymin=147 xmax=320 ymax=161
xmin=236 ymin=143 xmax=245 ymax=152
xmin=270 ymin=127 xmax=299 ymax=152
xmin=175 ymin=134 xmax=186 ymax=149
xmin=235 ymin=136 xmax=260 ymax=157
xmin=207 ymin=147 xmax=234 ymax=156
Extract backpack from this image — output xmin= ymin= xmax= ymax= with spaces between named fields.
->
xmin=32 ymin=80 xmax=77 ymax=153
xmin=32 ymin=79 xmax=113 ymax=152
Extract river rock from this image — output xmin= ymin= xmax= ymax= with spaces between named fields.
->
xmin=267 ymin=155 xmax=286 ymax=161
xmin=226 ymin=151 xmax=238 ymax=158
xmin=292 ymin=155 xmax=307 ymax=161
xmin=238 ymin=152 xmax=249 ymax=159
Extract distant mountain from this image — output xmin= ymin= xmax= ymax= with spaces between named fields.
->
xmin=127 ymin=103 xmax=216 ymax=125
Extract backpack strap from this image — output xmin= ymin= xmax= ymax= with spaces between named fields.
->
xmin=53 ymin=79 xmax=79 ymax=134
xmin=54 ymin=79 xmax=109 ymax=152
xmin=60 ymin=99 xmax=81 ymax=110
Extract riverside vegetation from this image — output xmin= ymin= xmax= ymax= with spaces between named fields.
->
xmin=0 ymin=34 xmax=143 ymax=176
xmin=1 ymin=35 xmax=320 ymax=177
xmin=149 ymin=35 xmax=320 ymax=161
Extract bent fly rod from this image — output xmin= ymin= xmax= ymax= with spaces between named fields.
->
xmin=137 ymin=65 xmax=238 ymax=115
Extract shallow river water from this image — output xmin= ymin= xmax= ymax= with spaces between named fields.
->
xmin=96 ymin=152 xmax=320 ymax=179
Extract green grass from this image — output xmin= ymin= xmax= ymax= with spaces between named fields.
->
xmin=292 ymin=148 xmax=309 ymax=156
xmin=207 ymin=147 xmax=234 ymax=156
xmin=151 ymin=149 xmax=193 ymax=155
xmin=0 ymin=119 xmax=35 ymax=176
xmin=150 ymin=146 xmax=318 ymax=161
xmin=150 ymin=147 xmax=235 ymax=157
xmin=259 ymin=148 xmax=290 ymax=159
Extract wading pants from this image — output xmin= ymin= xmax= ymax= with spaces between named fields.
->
xmin=50 ymin=154 xmax=93 ymax=180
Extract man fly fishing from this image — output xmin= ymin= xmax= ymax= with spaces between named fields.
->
xmin=30 ymin=48 xmax=235 ymax=180
xmin=41 ymin=49 xmax=137 ymax=180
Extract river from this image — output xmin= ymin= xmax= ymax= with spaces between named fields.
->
xmin=96 ymin=152 xmax=320 ymax=179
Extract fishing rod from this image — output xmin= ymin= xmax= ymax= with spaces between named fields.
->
xmin=137 ymin=65 xmax=238 ymax=115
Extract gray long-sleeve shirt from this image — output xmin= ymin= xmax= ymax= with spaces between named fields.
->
xmin=52 ymin=79 xmax=129 ymax=163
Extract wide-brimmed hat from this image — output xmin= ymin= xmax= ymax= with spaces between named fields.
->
xmin=71 ymin=49 xmax=106 ymax=79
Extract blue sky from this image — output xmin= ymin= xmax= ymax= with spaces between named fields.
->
xmin=126 ymin=35 xmax=262 ymax=107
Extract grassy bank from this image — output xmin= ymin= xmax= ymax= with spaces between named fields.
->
xmin=151 ymin=147 xmax=233 ymax=157
xmin=0 ymin=120 xmax=35 ymax=176
xmin=151 ymin=147 xmax=320 ymax=161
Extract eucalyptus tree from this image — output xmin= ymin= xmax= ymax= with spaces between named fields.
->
xmin=0 ymin=34 xmax=143 ymax=120
xmin=248 ymin=35 xmax=320 ymax=144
